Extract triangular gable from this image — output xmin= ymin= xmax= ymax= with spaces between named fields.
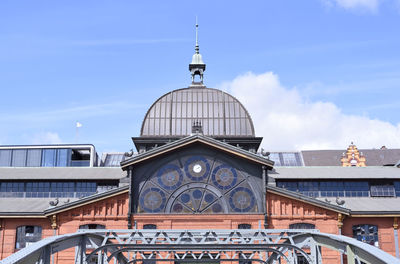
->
xmin=121 ymin=134 xmax=274 ymax=170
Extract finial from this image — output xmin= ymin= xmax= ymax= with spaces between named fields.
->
xmin=195 ymin=16 xmax=199 ymax=54
xmin=189 ymin=17 xmax=206 ymax=85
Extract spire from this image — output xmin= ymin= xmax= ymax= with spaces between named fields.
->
xmin=195 ymin=17 xmax=199 ymax=54
xmin=189 ymin=18 xmax=206 ymax=85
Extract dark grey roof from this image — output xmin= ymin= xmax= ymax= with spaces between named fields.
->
xmin=44 ymin=185 xmax=129 ymax=215
xmin=301 ymin=149 xmax=400 ymax=166
xmin=319 ymin=197 xmax=400 ymax=214
xmin=100 ymin=152 xmax=127 ymax=167
xmin=0 ymin=186 xmax=129 ymax=216
xmin=270 ymin=186 xmax=400 ymax=214
xmin=0 ymin=198 xmax=76 ymax=215
xmin=121 ymin=134 xmax=274 ymax=169
xmin=141 ymin=87 xmax=255 ymax=137
xmin=270 ymin=166 xmax=400 ymax=179
xmin=0 ymin=167 xmax=126 ymax=180
xmin=267 ymin=185 xmax=350 ymax=214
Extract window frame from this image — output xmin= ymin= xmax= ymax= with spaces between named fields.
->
xmin=352 ymin=224 xmax=379 ymax=247
xmin=238 ymin=223 xmax=252 ymax=229
xmin=143 ymin=224 xmax=157 ymax=229
xmin=15 ymin=225 xmax=42 ymax=249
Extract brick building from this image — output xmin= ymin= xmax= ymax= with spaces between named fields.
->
xmin=1 ymin=29 xmax=400 ymax=264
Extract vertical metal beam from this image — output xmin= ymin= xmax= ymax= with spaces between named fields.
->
xmin=41 ymin=245 xmax=51 ymax=264
xmin=310 ymin=240 xmax=317 ymax=264
xmin=51 ymin=220 xmax=57 ymax=264
xmin=394 ymin=217 xmax=400 ymax=259
xmin=338 ymin=213 xmax=344 ymax=264
xmin=75 ymin=235 xmax=87 ymax=264
xmin=127 ymin=167 xmax=133 ymax=229
xmin=262 ymin=165 xmax=268 ymax=228
xmin=346 ymin=245 xmax=355 ymax=264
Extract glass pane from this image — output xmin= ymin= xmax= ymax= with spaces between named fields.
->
xmin=394 ymin=182 xmax=400 ymax=197
xmin=0 ymin=150 xmax=12 ymax=167
xmin=353 ymin=224 xmax=379 ymax=247
xmin=12 ymin=149 xmax=27 ymax=167
xmin=143 ymin=224 xmax=157 ymax=229
xmin=42 ymin=149 xmax=56 ymax=167
xmin=344 ymin=181 xmax=369 ymax=197
xmin=56 ymin=149 xmax=71 ymax=167
xmin=289 ymin=223 xmax=315 ymax=229
xmin=26 ymin=149 xmax=42 ymax=167
xmin=238 ymin=224 xmax=251 ymax=229
xmin=269 ymin=153 xmax=281 ymax=166
xmin=370 ymin=185 xmax=395 ymax=197
xmin=282 ymin=153 xmax=298 ymax=166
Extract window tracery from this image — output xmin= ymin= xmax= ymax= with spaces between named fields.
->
xmin=137 ymin=154 xmax=259 ymax=214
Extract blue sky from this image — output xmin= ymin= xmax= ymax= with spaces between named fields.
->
xmin=1 ymin=0 xmax=399 ymax=153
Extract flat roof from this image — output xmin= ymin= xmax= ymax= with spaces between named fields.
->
xmin=0 ymin=144 xmax=95 ymax=149
xmin=0 ymin=167 xmax=126 ymax=180
xmin=319 ymin=197 xmax=400 ymax=214
xmin=270 ymin=166 xmax=400 ymax=179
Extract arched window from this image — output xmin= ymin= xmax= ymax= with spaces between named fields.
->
xmin=352 ymin=224 xmax=379 ymax=247
xmin=142 ymin=225 xmax=157 ymax=264
xmin=289 ymin=223 xmax=315 ymax=263
xmin=238 ymin=224 xmax=252 ymax=229
xmin=143 ymin=224 xmax=157 ymax=229
xmin=15 ymin=226 xmax=42 ymax=249
xmin=138 ymin=154 xmax=259 ymax=214
xmin=79 ymin=224 xmax=105 ymax=230
xmin=237 ymin=224 xmax=252 ymax=264
xmin=289 ymin=223 xmax=315 ymax=229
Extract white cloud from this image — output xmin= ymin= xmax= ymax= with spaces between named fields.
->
xmin=219 ymin=72 xmax=400 ymax=151
xmin=323 ymin=0 xmax=380 ymax=12
xmin=32 ymin=132 xmax=63 ymax=144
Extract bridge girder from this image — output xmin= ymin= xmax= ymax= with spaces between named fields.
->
xmin=1 ymin=229 xmax=399 ymax=264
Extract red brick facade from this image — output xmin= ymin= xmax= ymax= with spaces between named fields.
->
xmin=1 ymin=191 xmax=399 ymax=263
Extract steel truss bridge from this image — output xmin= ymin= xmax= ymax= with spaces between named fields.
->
xmin=1 ymin=229 xmax=399 ymax=264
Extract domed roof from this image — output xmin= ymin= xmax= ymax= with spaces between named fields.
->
xmin=140 ymin=86 xmax=255 ymax=137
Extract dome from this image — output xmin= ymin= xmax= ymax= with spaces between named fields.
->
xmin=191 ymin=53 xmax=204 ymax=64
xmin=140 ymin=87 xmax=255 ymax=137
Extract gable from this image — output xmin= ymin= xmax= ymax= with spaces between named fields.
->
xmin=121 ymin=135 xmax=273 ymax=170
xmin=132 ymin=143 xmax=264 ymax=214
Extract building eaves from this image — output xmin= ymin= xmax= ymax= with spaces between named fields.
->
xmin=121 ymin=134 xmax=274 ymax=169
xmin=270 ymin=166 xmax=400 ymax=179
xmin=350 ymin=211 xmax=400 ymax=216
xmin=44 ymin=185 xmax=129 ymax=216
xmin=319 ymin=197 xmax=400 ymax=215
xmin=0 ymin=167 xmax=126 ymax=180
xmin=0 ymin=143 xmax=95 ymax=149
xmin=0 ymin=186 xmax=129 ymax=217
xmin=0 ymin=198 xmax=77 ymax=217
xmin=267 ymin=185 xmax=350 ymax=215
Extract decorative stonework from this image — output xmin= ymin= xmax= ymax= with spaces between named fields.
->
xmin=50 ymin=214 xmax=57 ymax=230
xmin=338 ymin=213 xmax=344 ymax=228
xmin=341 ymin=142 xmax=366 ymax=167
